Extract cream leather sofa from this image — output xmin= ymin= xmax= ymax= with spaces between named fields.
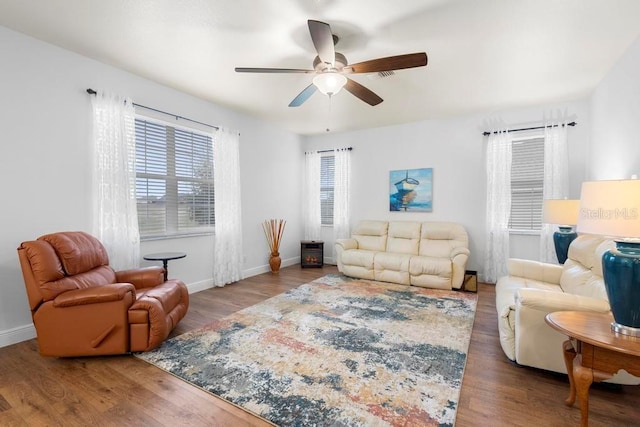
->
xmin=496 ymin=234 xmax=639 ymax=384
xmin=335 ymin=220 xmax=469 ymax=290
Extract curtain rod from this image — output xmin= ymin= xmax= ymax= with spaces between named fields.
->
xmin=482 ymin=121 xmax=576 ymax=136
xmin=86 ymin=88 xmax=219 ymax=130
xmin=317 ymin=147 xmax=353 ymax=153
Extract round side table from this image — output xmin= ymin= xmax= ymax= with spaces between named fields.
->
xmin=143 ymin=252 xmax=186 ymax=281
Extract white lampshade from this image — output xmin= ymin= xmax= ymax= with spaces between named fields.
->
xmin=543 ymin=199 xmax=580 ymax=226
xmin=576 ymin=179 xmax=640 ymax=239
xmin=313 ymin=72 xmax=347 ymax=96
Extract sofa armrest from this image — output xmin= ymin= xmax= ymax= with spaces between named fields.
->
xmin=451 ymin=247 xmax=470 ymax=259
xmin=516 ymin=288 xmax=610 ymax=313
xmin=335 ymin=238 xmax=358 ymax=251
xmin=450 ymin=248 xmax=470 ymax=289
xmin=507 ymin=259 xmax=563 ymax=284
xmin=335 ymin=239 xmax=358 ymax=273
xmin=116 ymin=267 xmax=165 ymax=289
xmin=53 ymin=283 xmax=136 ymax=308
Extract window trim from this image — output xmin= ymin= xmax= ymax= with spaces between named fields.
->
xmin=135 ymin=115 xmax=215 ymax=241
xmin=320 ymin=153 xmax=335 ymax=226
xmin=507 ymin=134 xmax=545 ymax=233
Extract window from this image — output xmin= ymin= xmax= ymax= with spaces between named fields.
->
xmin=320 ymin=155 xmax=334 ymax=225
xmin=135 ymin=117 xmax=214 ymax=239
xmin=509 ymin=136 xmax=544 ymax=231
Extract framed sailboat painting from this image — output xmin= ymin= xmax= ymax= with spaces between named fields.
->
xmin=389 ymin=168 xmax=433 ymax=212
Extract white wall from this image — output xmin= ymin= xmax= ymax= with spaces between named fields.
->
xmin=304 ymin=100 xmax=591 ymax=278
xmin=589 ymin=35 xmax=640 ymax=180
xmin=0 ymin=26 xmax=303 ymax=346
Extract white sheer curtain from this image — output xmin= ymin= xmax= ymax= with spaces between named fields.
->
xmin=303 ymin=151 xmax=321 ymax=240
xmin=484 ymin=130 xmax=512 ymax=283
xmin=539 ymin=119 xmax=570 ymax=263
xmin=213 ymin=127 xmax=243 ymax=286
xmin=333 ymin=148 xmax=351 ymax=242
xmin=91 ymin=90 xmax=139 ymax=270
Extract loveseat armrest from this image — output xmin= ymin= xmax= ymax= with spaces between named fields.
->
xmin=512 ymin=287 xmax=611 ymax=373
xmin=53 ymin=283 xmax=136 ymax=308
xmin=507 ymin=259 xmax=563 ymax=285
xmin=116 ymin=267 xmax=165 ymax=289
xmin=335 ymin=238 xmax=358 ymax=251
xmin=516 ymin=288 xmax=610 ymax=314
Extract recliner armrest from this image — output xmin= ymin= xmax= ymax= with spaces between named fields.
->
xmin=53 ymin=283 xmax=136 ymax=308
xmin=335 ymin=238 xmax=358 ymax=251
xmin=116 ymin=267 xmax=165 ymax=289
xmin=451 ymin=247 xmax=470 ymax=259
xmin=507 ymin=258 xmax=563 ymax=284
xmin=516 ymin=288 xmax=610 ymax=313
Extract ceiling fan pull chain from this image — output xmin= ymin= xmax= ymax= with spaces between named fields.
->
xmin=326 ymin=95 xmax=333 ymax=132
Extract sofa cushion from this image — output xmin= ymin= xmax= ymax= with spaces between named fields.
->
xmin=408 ymin=256 xmax=453 ymax=289
xmin=386 ymin=221 xmax=420 ymax=255
xmin=374 ymin=252 xmax=411 ymax=285
xmin=341 ymin=250 xmax=376 ymax=280
xmin=352 ymin=220 xmax=388 ymax=251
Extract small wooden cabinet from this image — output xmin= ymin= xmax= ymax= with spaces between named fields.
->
xmin=301 ymin=241 xmax=324 ymax=268
xmin=462 ymin=270 xmax=477 ymax=292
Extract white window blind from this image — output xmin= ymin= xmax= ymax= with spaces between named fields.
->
xmin=509 ymin=137 xmax=544 ymax=230
xmin=135 ymin=118 xmax=214 ymax=238
xmin=320 ymin=155 xmax=335 ymax=225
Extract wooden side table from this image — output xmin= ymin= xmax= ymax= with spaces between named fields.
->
xmin=143 ymin=252 xmax=186 ymax=281
xmin=545 ymin=311 xmax=640 ymax=427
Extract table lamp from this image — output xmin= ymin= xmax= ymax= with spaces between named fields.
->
xmin=543 ymin=199 xmax=580 ymax=263
xmin=576 ymin=179 xmax=640 ymax=336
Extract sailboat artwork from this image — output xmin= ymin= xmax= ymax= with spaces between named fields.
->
xmin=389 ymin=168 xmax=433 ymax=212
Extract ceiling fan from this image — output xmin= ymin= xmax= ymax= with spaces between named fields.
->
xmin=235 ymin=20 xmax=428 ymax=107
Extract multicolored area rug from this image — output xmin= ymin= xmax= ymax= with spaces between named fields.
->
xmin=135 ymin=274 xmax=477 ymax=426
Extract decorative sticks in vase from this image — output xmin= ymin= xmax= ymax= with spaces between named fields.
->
xmin=262 ymin=218 xmax=286 ymax=273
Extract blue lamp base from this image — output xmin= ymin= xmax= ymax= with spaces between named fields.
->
xmin=553 ymin=226 xmax=577 ymax=264
xmin=602 ymin=240 xmax=640 ymax=337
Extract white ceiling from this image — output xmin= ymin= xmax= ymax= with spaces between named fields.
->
xmin=2 ymin=0 xmax=640 ymax=135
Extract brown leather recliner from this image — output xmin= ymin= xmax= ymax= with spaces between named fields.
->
xmin=17 ymin=231 xmax=189 ymax=357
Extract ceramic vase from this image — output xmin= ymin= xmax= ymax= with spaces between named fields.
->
xmin=269 ymin=252 xmax=281 ymax=273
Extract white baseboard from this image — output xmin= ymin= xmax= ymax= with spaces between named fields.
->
xmin=243 ymin=256 xmax=300 ymax=278
xmin=0 ymin=323 xmax=36 ymax=348
xmin=186 ymin=278 xmax=215 ymax=294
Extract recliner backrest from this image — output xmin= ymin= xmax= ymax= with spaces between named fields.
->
xmin=386 ymin=221 xmax=421 ymax=254
xmin=17 ymin=231 xmax=116 ymax=308
xmin=39 ymin=231 xmax=109 ymax=275
xmin=352 ymin=220 xmax=388 ymax=251
xmin=559 ymin=234 xmax=613 ymax=300
xmin=418 ymin=222 xmax=469 ymax=257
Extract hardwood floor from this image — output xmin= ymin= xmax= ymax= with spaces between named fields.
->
xmin=1 ymin=265 xmax=639 ymax=426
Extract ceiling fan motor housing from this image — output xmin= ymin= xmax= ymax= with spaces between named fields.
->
xmin=314 ymin=53 xmax=348 ymax=72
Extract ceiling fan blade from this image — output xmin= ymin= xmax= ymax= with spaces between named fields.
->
xmin=235 ymin=67 xmax=315 ymax=73
xmin=344 ymin=78 xmax=383 ymax=106
xmin=289 ymin=84 xmax=318 ymax=107
xmin=344 ymin=52 xmax=428 ymax=74
xmin=308 ymin=20 xmax=335 ymax=66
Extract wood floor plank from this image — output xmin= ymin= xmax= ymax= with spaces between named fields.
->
xmin=1 ymin=265 xmax=639 ymax=426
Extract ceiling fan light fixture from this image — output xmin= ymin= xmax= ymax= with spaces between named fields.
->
xmin=313 ymin=72 xmax=347 ymax=96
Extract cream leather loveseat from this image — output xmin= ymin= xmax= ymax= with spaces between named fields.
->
xmin=496 ymin=234 xmax=639 ymax=384
xmin=335 ymin=220 xmax=469 ymax=290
